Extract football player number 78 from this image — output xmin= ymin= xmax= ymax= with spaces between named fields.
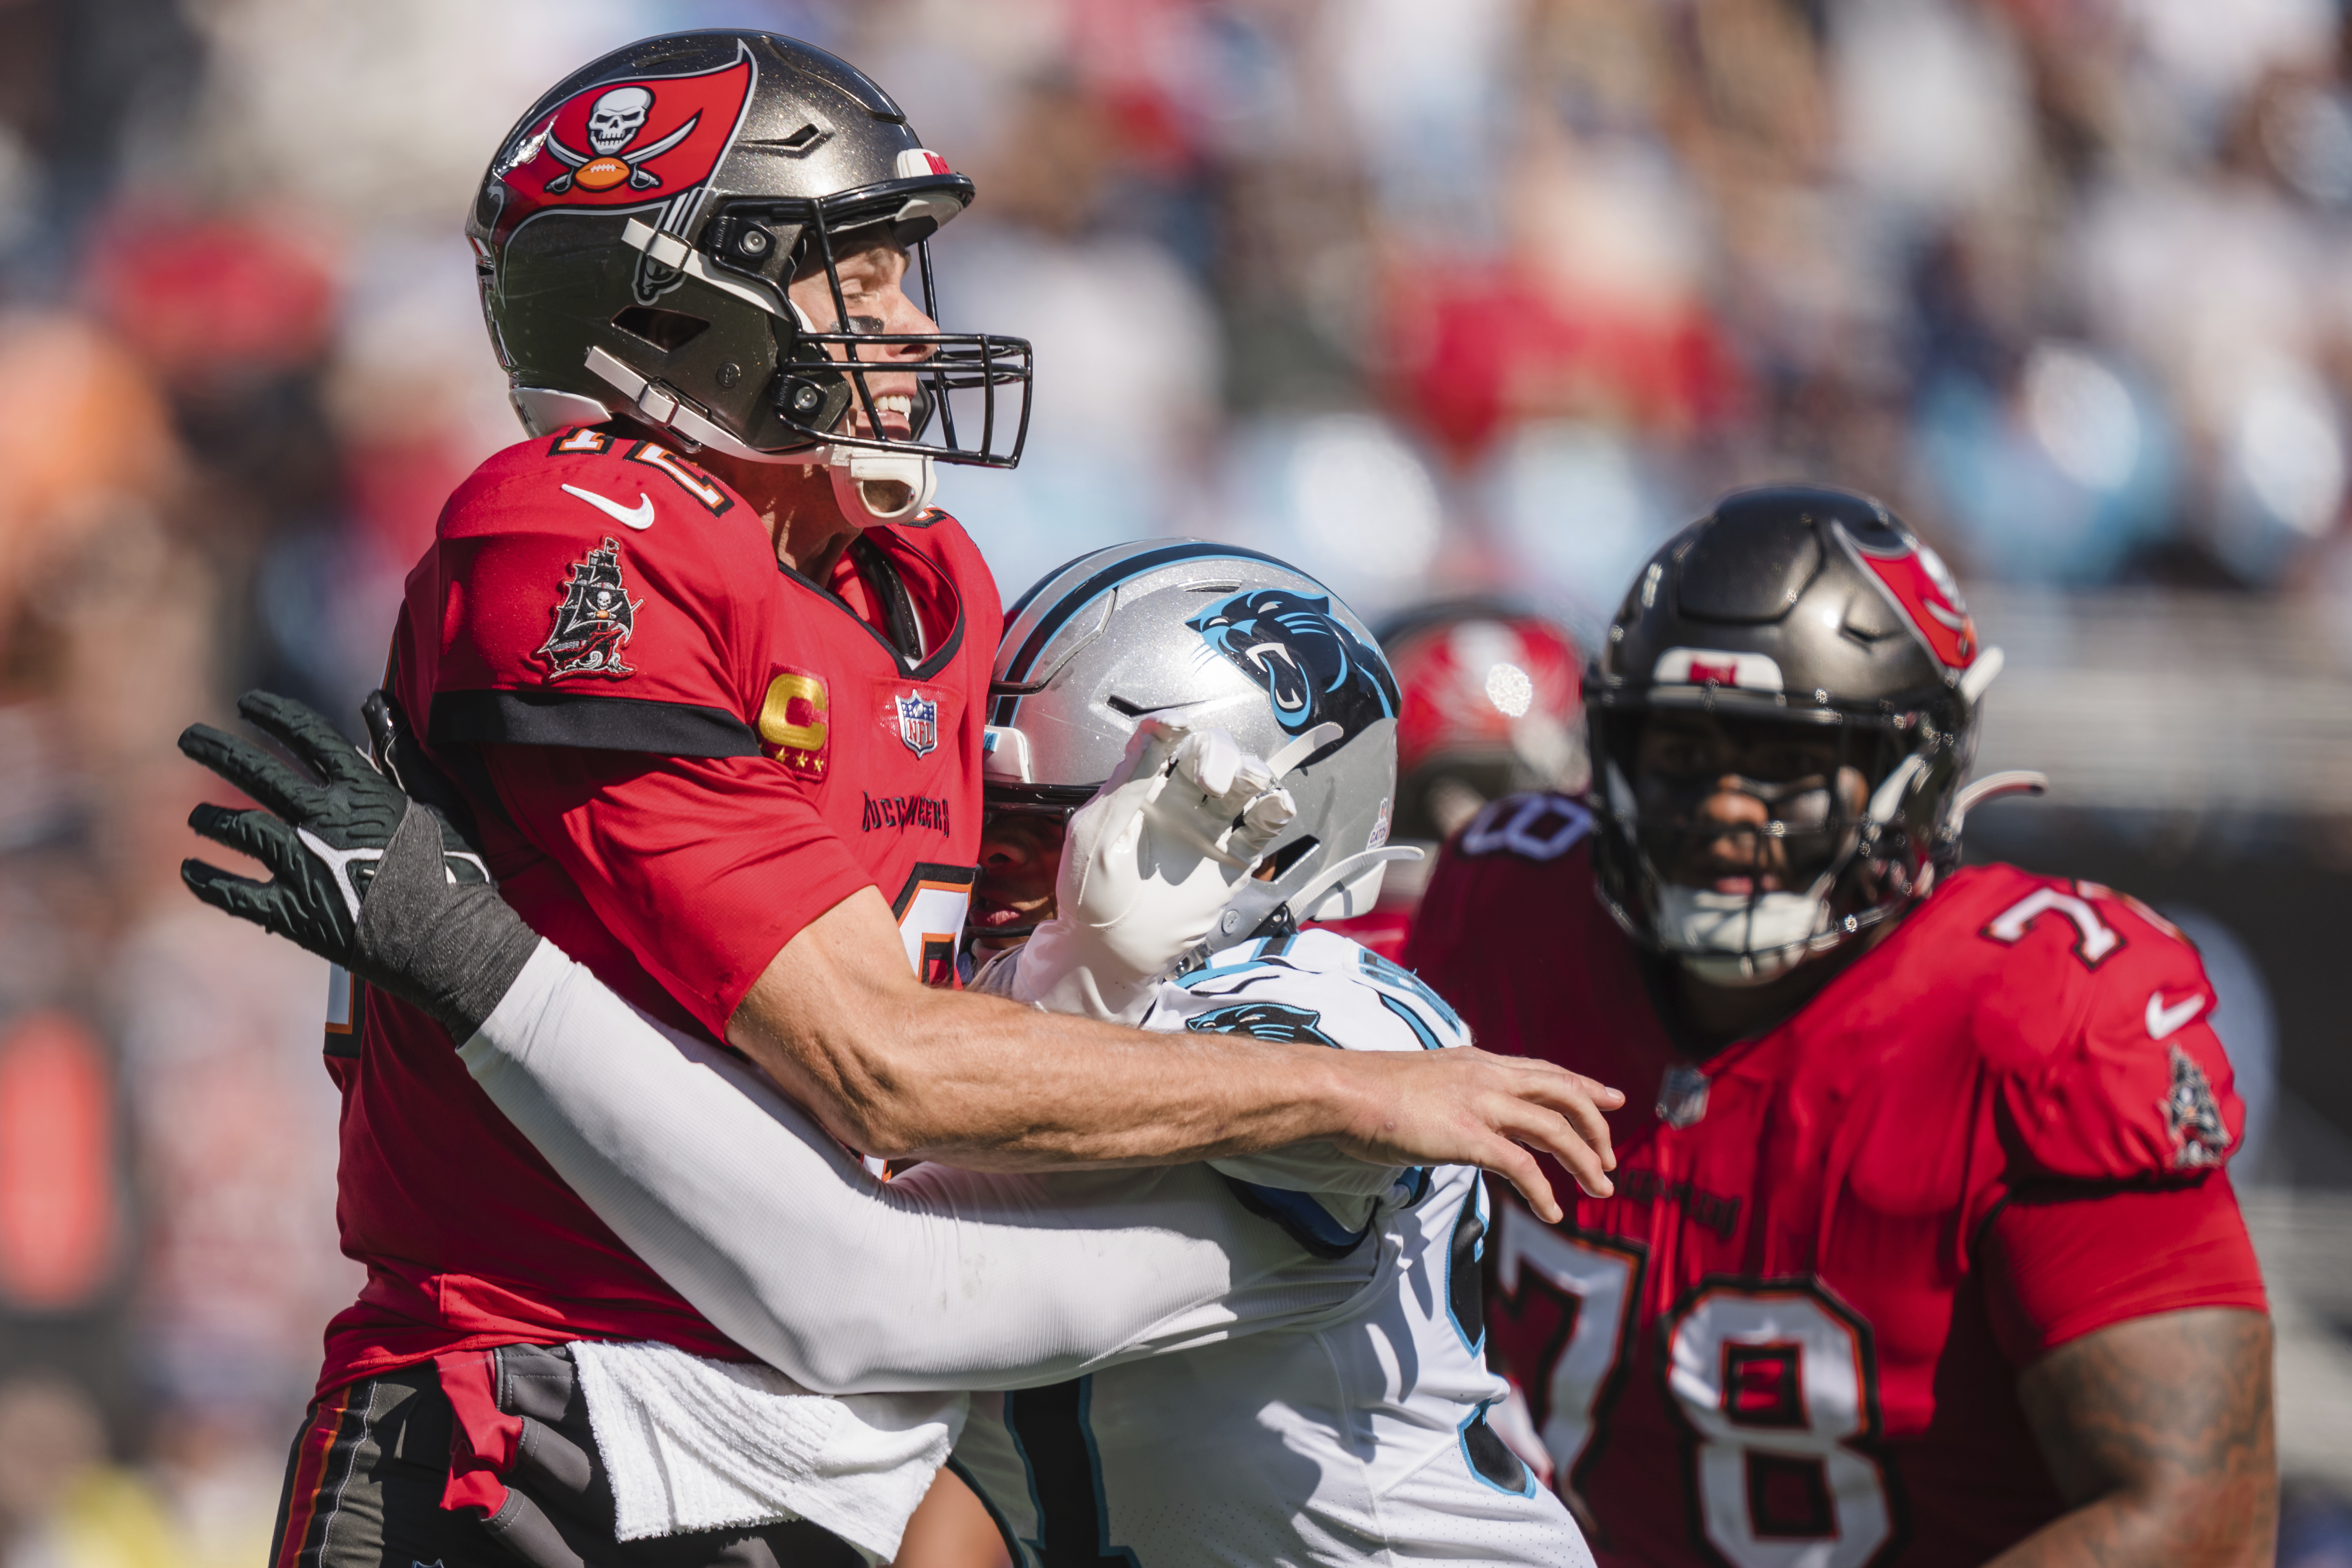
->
xmin=1493 ymin=1202 xmax=1898 ymax=1568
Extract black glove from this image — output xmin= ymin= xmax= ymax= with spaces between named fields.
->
xmin=179 ymin=691 xmax=541 ymax=1037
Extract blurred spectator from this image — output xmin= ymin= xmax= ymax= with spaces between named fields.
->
xmin=0 ymin=1371 xmax=171 ymax=1568
xmin=115 ymin=907 xmax=353 ymax=1435
xmin=924 ymin=72 xmax=1221 ymax=596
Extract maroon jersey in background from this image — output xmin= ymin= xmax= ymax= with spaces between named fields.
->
xmin=317 ymin=427 xmax=998 ymax=1396
xmin=1405 ymin=791 xmax=2267 ymax=1568
xmin=1304 ymin=908 xmax=1412 ymax=964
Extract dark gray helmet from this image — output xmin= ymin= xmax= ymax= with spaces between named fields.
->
xmin=1585 ymin=485 xmax=2027 ymax=984
xmin=986 ymin=541 xmax=1411 ymax=938
xmin=467 ymin=31 xmax=1031 ymax=519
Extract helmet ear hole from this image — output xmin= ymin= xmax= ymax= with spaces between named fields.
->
xmin=1260 ymin=835 xmax=1320 ymax=881
xmin=609 ymin=306 xmax=711 ymax=352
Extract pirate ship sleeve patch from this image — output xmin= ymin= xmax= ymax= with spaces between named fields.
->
xmin=537 ymin=535 xmax=644 ymax=681
xmin=428 ymin=465 xmax=793 ymax=756
xmin=428 ymin=532 xmax=763 ymax=757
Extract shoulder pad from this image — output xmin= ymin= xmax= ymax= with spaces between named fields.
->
xmin=424 ymin=436 xmax=778 ymax=751
xmin=1408 ymin=793 xmax=1609 ymax=981
xmin=450 ymin=431 xmax=750 ymax=534
xmin=1963 ymin=870 xmax=2244 ymax=1183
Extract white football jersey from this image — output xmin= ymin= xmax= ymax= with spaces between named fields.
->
xmin=949 ymin=930 xmax=1594 ymax=1568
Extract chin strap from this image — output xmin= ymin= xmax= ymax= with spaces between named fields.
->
xmin=828 ymin=446 xmax=937 ymax=526
xmin=580 ymin=333 xmax=941 ymax=526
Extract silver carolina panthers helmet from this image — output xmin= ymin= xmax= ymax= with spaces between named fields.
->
xmin=987 ymin=540 xmax=1406 ymax=929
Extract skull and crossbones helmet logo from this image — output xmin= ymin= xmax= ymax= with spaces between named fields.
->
xmin=542 ymin=83 xmax=701 ymax=195
xmin=587 ymin=87 xmax=651 ymax=154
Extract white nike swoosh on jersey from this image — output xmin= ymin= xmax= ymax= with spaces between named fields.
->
xmin=561 ymin=483 xmax=655 ymax=530
xmin=2145 ymin=989 xmax=2206 ymax=1040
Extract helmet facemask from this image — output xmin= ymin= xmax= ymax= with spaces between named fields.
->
xmin=600 ymin=192 xmax=1032 ymax=508
xmin=1593 ymin=703 xmax=1954 ymax=986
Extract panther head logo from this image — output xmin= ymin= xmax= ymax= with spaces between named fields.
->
xmin=1183 ymin=1002 xmax=1336 ymax=1046
xmin=1186 ymin=589 xmax=1399 ymax=749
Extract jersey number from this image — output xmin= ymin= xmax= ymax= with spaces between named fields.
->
xmin=1494 ymin=1201 xmax=1901 ymax=1568
xmin=1980 ymin=884 xmax=2122 ymax=969
xmin=890 ymin=863 xmax=975 ymax=988
xmin=1460 ymin=794 xmax=1591 ymax=862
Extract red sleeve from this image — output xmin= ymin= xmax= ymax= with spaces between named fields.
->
xmin=1402 ymin=793 xmax=1595 ymax=1002
xmin=1979 ymin=1175 xmax=2268 ymax=1365
xmin=485 ymin=744 xmax=872 ymax=1039
xmin=1988 ymin=885 xmax=2246 ymax=1185
xmin=422 ymin=445 xmax=777 ymax=758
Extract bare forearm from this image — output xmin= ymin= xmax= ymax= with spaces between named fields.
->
xmin=736 ymin=969 xmax=1364 ymax=1166
xmin=1984 ymin=1495 xmax=2258 ymax=1568
xmin=728 ymin=887 xmax=1617 ymax=1215
xmin=1991 ymin=1308 xmax=2276 ymax=1568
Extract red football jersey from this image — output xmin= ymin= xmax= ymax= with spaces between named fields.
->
xmin=1405 ymin=792 xmax=2266 ymax=1568
xmin=315 ymin=427 xmax=998 ymax=1394
xmin=1304 ymin=908 xmax=1412 ymax=964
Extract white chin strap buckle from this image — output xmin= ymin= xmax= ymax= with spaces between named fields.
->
xmin=828 ymin=446 xmax=936 ymax=526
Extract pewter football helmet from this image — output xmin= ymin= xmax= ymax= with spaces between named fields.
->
xmin=468 ymin=31 xmax=1031 ymax=520
xmin=988 ymin=541 xmax=1407 ymax=932
xmin=1587 ymin=485 xmax=2037 ymax=985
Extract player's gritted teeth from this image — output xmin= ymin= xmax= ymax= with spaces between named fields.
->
xmin=1682 ymin=782 xmax=1794 ymax=893
xmin=853 ymin=393 xmax=916 ymax=440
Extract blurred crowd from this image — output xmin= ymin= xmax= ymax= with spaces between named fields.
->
xmin=893 ymin=0 xmax=2352 ymax=621
xmin=0 ymin=0 xmax=2345 ymax=1562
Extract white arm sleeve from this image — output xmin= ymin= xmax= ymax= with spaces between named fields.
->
xmin=456 ymin=943 xmax=1381 ymax=1396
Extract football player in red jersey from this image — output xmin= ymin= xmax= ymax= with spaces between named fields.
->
xmin=241 ymin=33 xmax=1616 ymax=1568
xmin=1406 ymin=485 xmax=2276 ymax=1568
xmin=1315 ymin=600 xmax=1590 ymax=961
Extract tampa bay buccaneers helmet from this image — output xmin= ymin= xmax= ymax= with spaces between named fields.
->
xmin=467 ymin=31 xmax=1031 ymax=523
xmin=1375 ymin=599 xmax=1587 ymax=843
xmin=1586 ymin=485 xmax=2035 ymax=985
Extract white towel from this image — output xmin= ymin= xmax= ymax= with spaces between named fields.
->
xmin=568 ymin=1340 xmax=967 ymax=1566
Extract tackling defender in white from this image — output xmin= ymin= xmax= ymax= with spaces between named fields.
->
xmin=952 ymin=545 xmax=1585 ymax=1564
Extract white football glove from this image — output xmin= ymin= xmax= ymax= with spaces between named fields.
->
xmin=1009 ymin=720 xmax=1299 ymax=1024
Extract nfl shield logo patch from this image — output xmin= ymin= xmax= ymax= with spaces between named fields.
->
xmin=894 ymin=692 xmax=939 ymax=757
xmin=1657 ymin=1062 xmax=1710 ymax=1129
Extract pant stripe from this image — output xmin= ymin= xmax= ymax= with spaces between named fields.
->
xmin=270 ymin=1384 xmax=363 ymax=1568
